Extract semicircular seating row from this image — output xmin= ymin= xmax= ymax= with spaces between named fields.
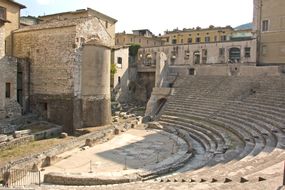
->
xmin=157 ymin=75 xmax=285 ymax=182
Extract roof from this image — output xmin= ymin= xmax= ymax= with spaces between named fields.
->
xmin=164 ymin=26 xmax=233 ymax=35
xmin=38 ymin=8 xmax=117 ymax=24
xmin=14 ymin=17 xmax=90 ymax=33
xmin=87 ymin=8 xmax=117 ymax=24
xmin=6 ymin=0 xmax=26 ymax=9
xmin=115 ymin=33 xmax=164 ymax=42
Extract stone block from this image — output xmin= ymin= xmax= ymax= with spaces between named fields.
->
xmin=60 ymin=132 xmax=68 ymax=139
xmin=136 ymin=116 xmax=143 ymax=124
xmin=0 ymin=134 xmax=8 ymax=143
xmin=114 ymin=128 xmax=120 ymax=135
xmin=119 ymin=112 xmax=127 ymax=118
xmin=13 ymin=129 xmax=31 ymax=138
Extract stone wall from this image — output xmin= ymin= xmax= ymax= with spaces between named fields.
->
xmin=0 ymin=56 xmax=21 ymax=119
xmin=113 ymin=47 xmax=129 ymax=102
xmin=0 ymin=126 xmax=115 ymax=171
xmin=13 ymin=26 xmax=77 ymax=95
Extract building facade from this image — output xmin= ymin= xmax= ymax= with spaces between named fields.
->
xmin=253 ymin=0 xmax=285 ymax=65
xmin=116 ymin=31 xmax=164 ymax=47
xmin=138 ymin=40 xmax=256 ymax=66
xmin=161 ymin=26 xmax=234 ymax=45
xmin=38 ymin=8 xmax=117 ymax=45
xmin=12 ymin=9 xmax=116 ymax=133
xmin=0 ymin=0 xmax=25 ymax=119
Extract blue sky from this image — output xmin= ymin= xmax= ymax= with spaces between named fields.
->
xmin=17 ymin=0 xmax=254 ymax=35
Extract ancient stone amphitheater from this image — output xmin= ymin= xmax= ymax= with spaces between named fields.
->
xmin=37 ymin=74 xmax=285 ymax=190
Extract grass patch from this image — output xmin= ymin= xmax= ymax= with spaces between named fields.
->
xmin=0 ymin=138 xmax=70 ymax=167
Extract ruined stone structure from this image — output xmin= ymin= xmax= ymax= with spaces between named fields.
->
xmin=111 ymin=46 xmax=130 ymax=102
xmin=12 ymin=9 xmax=116 ymax=133
xmin=0 ymin=0 xmax=25 ymax=119
xmin=253 ymin=0 xmax=285 ymax=65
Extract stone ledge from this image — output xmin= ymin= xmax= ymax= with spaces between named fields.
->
xmin=44 ymin=172 xmax=139 ymax=185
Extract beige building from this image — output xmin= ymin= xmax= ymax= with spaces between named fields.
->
xmin=161 ymin=26 xmax=234 ymax=45
xmin=116 ymin=30 xmax=164 ymax=47
xmin=253 ymin=0 xmax=285 ymax=65
xmin=0 ymin=0 xmax=25 ymax=119
xmin=12 ymin=8 xmax=117 ymax=133
xmin=138 ymin=40 xmax=256 ymax=66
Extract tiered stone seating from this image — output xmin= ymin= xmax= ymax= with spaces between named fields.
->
xmin=158 ymin=75 xmax=285 ymax=182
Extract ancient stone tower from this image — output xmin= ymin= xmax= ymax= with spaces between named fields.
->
xmin=79 ymin=41 xmax=112 ymax=127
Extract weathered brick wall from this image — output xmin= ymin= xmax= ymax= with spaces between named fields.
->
xmin=12 ymin=17 xmax=114 ymax=132
xmin=0 ymin=56 xmax=21 ymax=119
xmin=13 ymin=26 xmax=77 ymax=95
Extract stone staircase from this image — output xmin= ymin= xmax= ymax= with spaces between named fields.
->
xmin=156 ymin=75 xmax=285 ymax=183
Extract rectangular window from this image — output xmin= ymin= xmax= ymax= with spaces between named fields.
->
xmin=188 ymin=38 xmax=192 ymax=44
xmin=105 ymin=21 xmax=108 ymax=28
xmin=184 ymin=50 xmax=190 ymax=60
xmin=117 ymin=57 xmax=122 ymax=68
xmin=262 ymin=45 xmax=267 ymax=56
xmin=195 ymin=37 xmax=201 ymax=43
xmin=244 ymin=47 xmax=251 ymax=58
xmin=214 ymin=36 xmax=217 ymax=42
xmin=205 ymin=36 xmax=210 ymax=43
xmin=180 ymin=39 xmax=183 ymax=44
xmin=5 ymin=82 xmax=11 ymax=98
xmin=221 ymin=35 xmax=227 ymax=42
xmin=0 ymin=7 xmax=6 ymax=20
xmin=219 ymin=48 xmax=225 ymax=57
xmin=262 ymin=20 xmax=269 ymax=32
xmin=172 ymin=39 xmax=177 ymax=44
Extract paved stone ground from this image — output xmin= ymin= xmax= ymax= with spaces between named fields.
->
xmin=42 ymin=129 xmax=183 ymax=177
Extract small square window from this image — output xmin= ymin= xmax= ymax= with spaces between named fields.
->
xmin=0 ymin=7 xmax=7 ymax=20
xmin=117 ymin=57 xmax=122 ymax=68
xmin=262 ymin=20 xmax=269 ymax=32
xmin=188 ymin=38 xmax=192 ymax=44
xmin=195 ymin=37 xmax=201 ymax=43
xmin=219 ymin=48 xmax=225 ymax=57
xmin=245 ymin=47 xmax=251 ymax=58
xmin=262 ymin=45 xmax=267 ymax=55
xmin=205 ymin=36 xmax=210 ymax=43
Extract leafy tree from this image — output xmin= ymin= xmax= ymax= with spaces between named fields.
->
xmin=128 ymin=43 xmax=141 ymax=57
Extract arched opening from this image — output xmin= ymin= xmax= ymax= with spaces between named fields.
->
xmin=145 ymin=53 xmax=152 ymax=66
xmin=229 ymin=48 xmax=241 ymax=63
xmin=193 ymin=51 xmax=200 ymax=64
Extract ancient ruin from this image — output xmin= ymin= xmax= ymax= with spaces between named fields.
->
xmin=0 ymin=0 xmax=285 ymax=189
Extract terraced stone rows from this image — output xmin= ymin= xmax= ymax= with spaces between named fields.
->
xmin=157 ymin=75 xmax=285 ymax=183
